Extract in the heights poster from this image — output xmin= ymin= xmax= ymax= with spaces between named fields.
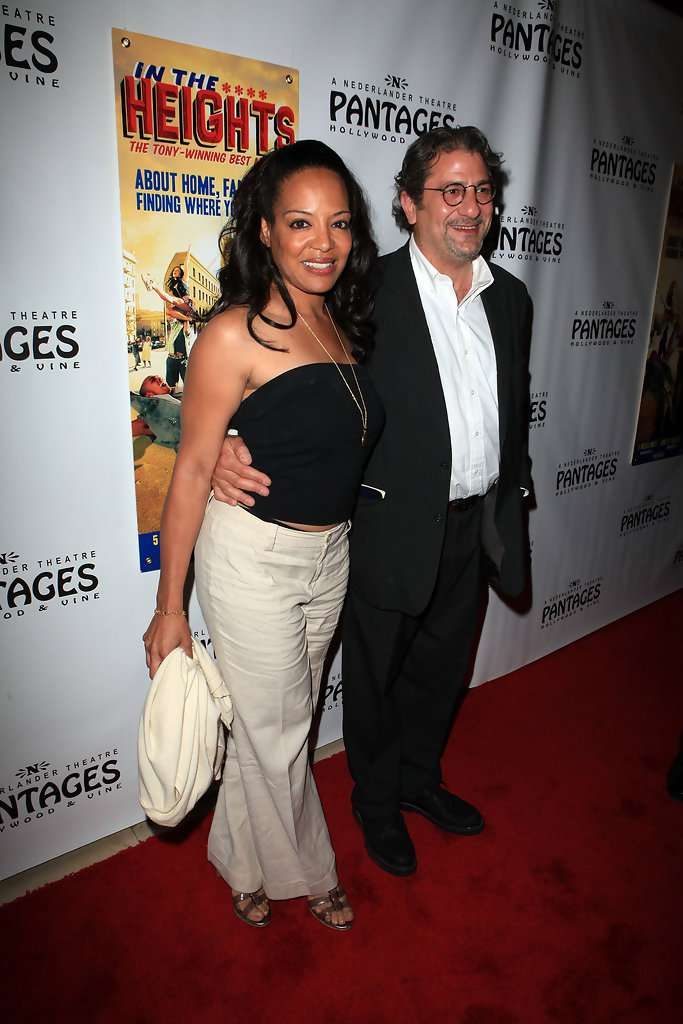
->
xmin=112 ymin=28 xmax=298 ymax=570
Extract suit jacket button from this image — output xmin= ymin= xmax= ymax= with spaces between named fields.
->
xmin=440 ymin=461 xmax=449 ymax=470
xmin=434 ymin=513 xmax=443 ymax=523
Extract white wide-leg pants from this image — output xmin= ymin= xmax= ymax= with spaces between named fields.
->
xmin=195 ymin=499 xmax=349 ymax=899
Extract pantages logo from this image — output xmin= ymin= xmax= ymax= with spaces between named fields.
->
xmin=2 ymin=309 xmax=80 ymax=374
xmin=529 ymin=389 xmax=550 ymax=430
xmin=570 ymin=301 xmax=639 ymax=349
xmin=491 ymin=204 xmax=565 ymax=266
xmin=191 ymin=626 xmax=216 ymax=659
xmin=590 ymin=136 xmax=658 ymax=193
xmin=0 ymin=547 xmax=100 ymax=622
xmin=541 ymin=575 xmax=602 ymax=630
xmin=323 ymin=662 xmax=343 ymax=714
xmin=328 ymin=71 xmax=456 ymax=146
xmin=555 ymin=447 xmax=619 ymax=496
xmin=619 ymin=494 xmax=671 ymax=536
xmin=489 ymin=1 xmax=584 ymax=80
xmin=0 ymin=750 xmax=121 ymax=833
xmin=1 ymin=7 xmax=60 ymax=89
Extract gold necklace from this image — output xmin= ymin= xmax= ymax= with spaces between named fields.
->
xmin=297 ymin=307 xmax=369 ymax=446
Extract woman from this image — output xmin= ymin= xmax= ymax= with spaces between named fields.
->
xmin=140 ymin=333 xmax=152 ymax=368
xmin=141 ymin=246 xmax=196 ymax=337
xmin=141 ymin=249 xmax=197 ymax=384
xmin=142 ymin=140 xmax=383 ymax=932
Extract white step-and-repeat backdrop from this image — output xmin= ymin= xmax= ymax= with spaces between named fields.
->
xmin=2 ymin=0 xmax=682 ymax=879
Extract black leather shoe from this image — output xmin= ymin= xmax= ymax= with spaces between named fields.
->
xmin=353 ymin=808 xmax=417 ymax=876
xmin=400 ymin=786 xmax=485 ymax=835
xmin=667 ymin=733 xmax=683 ymax=801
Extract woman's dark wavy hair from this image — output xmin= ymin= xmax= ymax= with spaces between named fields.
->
xmin=392 ymin=126 xmax=504 ymax=233
xmin=167 ymin=265 xmax=186 ymax=292
xmin=205 ymin=139 xmax=378 ymax=358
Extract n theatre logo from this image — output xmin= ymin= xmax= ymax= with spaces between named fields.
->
xmin=555 ymin=448 xmax=619 ymax=496
xmin=620 ymin=496 xmax=671 ymax=536
xmin=541 ymin=576 xmax=602 ymax=630
xmin=570 ymin=301 xmax=639 ymax=348
xmin=191 ymin=627 xmax=217 ymax=660
xmin=590 ymin=136 xmax=658 ymax=192
xmin=489 ymin=1 xmax=584 ymax=79
xmin=0 ymin=549 xmax=100 ymax=621
xmin=529 ymin=390 xmax=549 ymax=430
xmin=1 ymin=10 xmax=60 ymax=88
xmin=2 ymin=310 xmax=80 ymax=374
xmin=491 ymin=205 xmax=564 ymax=266
xmin=0 ymin=752 xmax=122 ymax=833
xmin=328 ymin=71 xmax=456 ymax=145
xmin=323 ymin=664 xmax=343 ymax=713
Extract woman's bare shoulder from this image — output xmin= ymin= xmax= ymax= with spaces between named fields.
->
xmin=196 ymin=306 xmax=251 ymax=349
xmin=191 ymin=308 xmax=258 ymax=369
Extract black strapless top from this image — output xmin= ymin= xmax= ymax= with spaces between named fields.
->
xmin=229 ymin=362 xmax=384 ymax=524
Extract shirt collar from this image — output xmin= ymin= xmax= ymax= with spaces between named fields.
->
xmin=409 ymin=235 xmax=493 ymax=304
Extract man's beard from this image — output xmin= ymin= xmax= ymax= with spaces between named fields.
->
xmin=443 ymin=218 xmax=486 ymax=262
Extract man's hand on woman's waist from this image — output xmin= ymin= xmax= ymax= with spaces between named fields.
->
xmin=211 ymin=432 xmax=271 ymax=507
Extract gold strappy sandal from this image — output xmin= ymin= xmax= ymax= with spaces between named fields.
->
xmin=232 ymin=887 xmax=271 ymax=928
xmin=307 ymin=886 xmax=353 ymax=932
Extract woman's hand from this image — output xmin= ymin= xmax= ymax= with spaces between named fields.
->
xmin=142 ymin=612 xmax=193 ymax=679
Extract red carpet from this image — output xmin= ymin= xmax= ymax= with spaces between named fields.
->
xmin=2 ymin=591 xmax=683 ymax=1024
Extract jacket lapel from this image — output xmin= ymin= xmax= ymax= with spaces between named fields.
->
xmin=381 ymin=246 xmax=512 ymax=465
xmin=386 ymin=243 xmax=452 ymax=455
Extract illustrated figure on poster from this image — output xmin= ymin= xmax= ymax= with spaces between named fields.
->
xmin=131 ymin=376 xmax=181 ymax=450
xmin=673 ymin=333 xmax=683 ymax=433
xmin=142 ymin=141 xmax=384 ymax=932
xmin=142 ymin=245 xmax=197 ymax=391
xmin=632 ymin=165 xmax=683 ymax=462
xmin=213 ymin=126 xmax=533 ymax=880
xmin=636 ymin=303 xmax=682 ymax=446
xmin=141 ymin=332 xmax=153 ymax=368
xmin=660 ymin=284 xmax=683 ymax=431
xmin=127 ymin=335 xmax=137 ymax=372
xmin=664 ymin=280 xmax=679 ymax=323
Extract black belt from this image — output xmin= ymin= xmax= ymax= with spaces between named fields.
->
xmin=448 ymin=493 xmax=484 ymax=512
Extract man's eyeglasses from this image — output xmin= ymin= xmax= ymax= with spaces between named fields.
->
xmin=422 ymin=182 xmax=496 ymax=207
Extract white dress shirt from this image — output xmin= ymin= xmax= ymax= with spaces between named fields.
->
xmin=409 ymin=235 xmax=500 ymax=501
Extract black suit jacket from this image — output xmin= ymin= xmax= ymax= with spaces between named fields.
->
xmin=349 ymin=242 xmax=532 ymax=615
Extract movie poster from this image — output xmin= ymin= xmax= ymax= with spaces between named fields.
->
xmin=632 ymin=164 xmax=683 ymax=465
xmin=112 ymin=29 xmax=298 ymax=570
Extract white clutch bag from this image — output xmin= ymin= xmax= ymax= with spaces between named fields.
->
xmin=138 ymin=639 xmax=233 ymax=827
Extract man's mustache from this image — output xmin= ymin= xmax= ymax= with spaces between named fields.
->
xmin=446 ymin=217 xmax=484 ymax=228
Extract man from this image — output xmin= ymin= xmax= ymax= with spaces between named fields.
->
xmin=138 ymin=374 xmax=178 ymax=398
xmin=131 ymin=375 xmax=182 ymax=450
xmin=211 ymin=126 xmax=533 ymax=876
xmin=165 ymin=319 xmax=188 ymax=391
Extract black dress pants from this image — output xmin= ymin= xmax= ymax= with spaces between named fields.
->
xmin=342 ymin=499 xmax=484 ymax=821
xmin=165 ymin=354 xmax=187 ymax=389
